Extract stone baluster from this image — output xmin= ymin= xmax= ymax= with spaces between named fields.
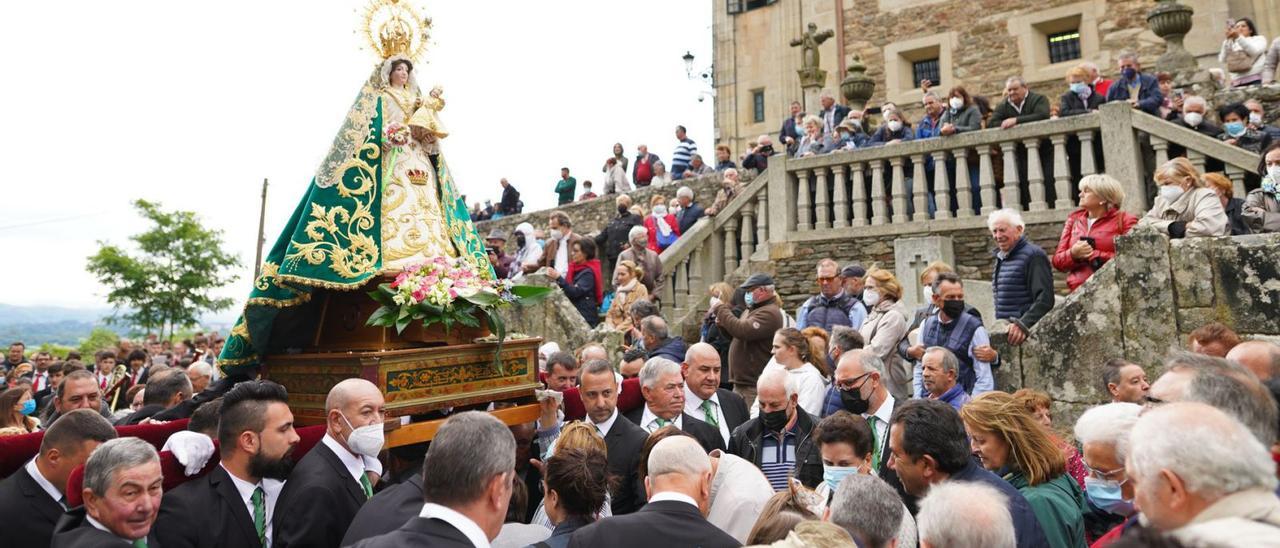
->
xmin=1187 ymin=150 xmax=1206 ymax=172
xmin=890 ymin=157 xmax=908 ymax=223
xmin=932 ymin=150 xmax=952 ymax=220
xmin=686 ymin=246 xmax=703 ymax=311
xmin=1077 ymin=130 xmax=1097 ymax=176
xmin=1050 ymin=134 xmax=1073 ymax=210
xmin=739 ymin=202 xmax=756 ymax=271
xmin=722 ymin=219 xmax=739 ymax=278
xmin=832 ymin=165 xmax=850 ymax=228
xmin=1150 ymin=135 xmax=1170 ymax=168
xmin=755 ymin=191 xmax=769 ymax=255
xmin=979 ymin=146 xmax=997 ymax=214
xmin=1000 ymin=141 xmax=1022 ymax=211
xmin=954 ymin=148 xmax=973 ymax=218
xmin=1225 ymin=164 xmax=1248 ymax=200
xmin=813 ymin=168 xmax=831 ymax=229
xmin=870 ymin=161 xmax=888 ymax=224
xmin=660 ymin=262 xmax=676 ymax=316
xmin=796 ymin=170 xmax=812 ymax=231
xmin=911 ymin=153 xmax=929 ymax=221
xmin=672 ymin=259 xmax=688 ymax=318
xmin=1025 ymin=139 xmax=1047 ymax=211
xmin=851 ymin=162 xmax=868 ymax=226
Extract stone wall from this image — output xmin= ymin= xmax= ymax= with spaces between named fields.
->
xmin=990 ymin=229 xmax=1280 ymax=431
xmin=495 ymin=273 xmax=624 ymax=361
xmin=475 ymin=173 xmax=728 ymax=255
xmin=1213 ymin=84 xmax=1280 ymax=127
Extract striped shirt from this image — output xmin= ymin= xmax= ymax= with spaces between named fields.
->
xmin=759 ymin=428 xmax=798 ymax=491
xmin=672 ymin=138 xmax=697 ymax=175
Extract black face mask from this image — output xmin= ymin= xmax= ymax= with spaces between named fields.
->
xmin=840 ymin=385 xmax=870 ymax=415
xmin=941 ymin=299 xmax=965 ymax=319
xmin=618 ymin=205 xmax=630 ymax=215
xmin=516 ymin=234 xmax=526 ymax=247
xmin=761 ymin=408 xmax=790 ymax=433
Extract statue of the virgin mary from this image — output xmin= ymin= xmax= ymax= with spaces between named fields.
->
xmin=218 ymin=4 xmax=492 ymax=375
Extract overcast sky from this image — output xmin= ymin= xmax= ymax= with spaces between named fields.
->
xmin=0 ymin=1 xmax=714 ymax=313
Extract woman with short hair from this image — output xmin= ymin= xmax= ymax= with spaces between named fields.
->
xmin=1139 ymin=157 xmax=1229 ymax=238
xmin=858 ymin=268 xmax=911 ymax=400
xmin=794 ymin=114 xmax=833 ymax=158
xmin=1051 ymin=174 xmax=1138 ymax=291
xmin=1202 ymin=172 xmax=1251 ymax=235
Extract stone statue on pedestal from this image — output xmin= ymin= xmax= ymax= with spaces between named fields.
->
xmin=791 ymin=23 xmax=834 ymax=88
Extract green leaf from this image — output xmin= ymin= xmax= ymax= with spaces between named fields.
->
xmin=367 ymin=284 xmax=398 ymax=307
xmin=463 ymin=292 xmax=500 ymax=307
xmin=455 ymin=311 xmax=481 ymax=328
xmin=510 ymin=285 xmax=554 ymax=301
xmin=366 ymin=306 xmax=397 ymax=327
xmin=395 ymin=314 xmax=412 ymax=334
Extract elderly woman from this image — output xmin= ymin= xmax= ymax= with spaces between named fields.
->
xmin=706 ymin=168 xmax=743 ymax=217
xmin=1244 ymin=143 xmax=1280 ymax=232
xmin=1139 ymin=157 xmax=1228 ymax=238
xmin=645 ymin=204 xmax=680 ymax=252
xmin=960 ymin=391 xmax=1089 ymax=548
xmin=859 ymin=268 xmax=911 ymax=400
xmin=794 ymin=114 xmax=834 ymax=158
xmin=1219 ymin=17 xmax=1268 ymax=87
xmin=869 ymin=109 xmax=915 ymax=146
xmin=1072 ymin=403 xmax=1143 ymax=545
xmin=1201 ymin=172 xmax=1251 ymax=235
xmin=604 ymin=260 xmax=649 ymax=332
xmin=1051 ymin=174 xmax=1138 ymax=291
xmin=617 ymin=225 xmax=663 ymax=295
xmin=1059 ymin=66 xmax=1105 ymax=118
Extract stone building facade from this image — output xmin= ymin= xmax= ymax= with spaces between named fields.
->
xmin=713 ymin=0 xmax=1274 ymax=156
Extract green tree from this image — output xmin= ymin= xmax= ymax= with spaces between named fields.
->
xmin=87 ymin=200 xmax=240 ymax=339
xmin=77 ymin=326 xmax=120 ymax=357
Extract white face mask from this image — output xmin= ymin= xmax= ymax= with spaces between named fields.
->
xmin=1268 ymin=166 xmax=1280 ymax=181
xmin=1159 ymin=185 xmax=1185 ymax=204
xmin=1182 ymin=112 xmax=1203 ymax=127
xmin=1249 ymin=112 xmax=1264 ymax=126
xmin=887 ymin=120 xmax=903 ymax=132
xmin=922 ymin=285 xmax=934 ymax=301
xmin=949 ymin=97 xmax=964 ymax=110
xmin=863 ymin=288 xmax=881 ymax=307
xmin=549 ymin=229 xmax=564 ymax=241
xmin=341 ymin=413 xmax=385 ymax=458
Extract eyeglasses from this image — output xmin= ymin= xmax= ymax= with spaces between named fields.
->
xmin=1085 ymin=463 xmax=1128 ymax=482
xmin=835 ymin=372 xmax=872 ymax=391
xmin=817 ymin=276 xmax=838 ymax=283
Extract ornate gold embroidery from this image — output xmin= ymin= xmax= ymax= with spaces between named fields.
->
xmin=316 ymin=84 xmax=380 ymax=189
xmin=285 ymin=141 xmax=381 ymax=280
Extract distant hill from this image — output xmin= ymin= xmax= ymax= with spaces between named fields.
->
xmin=0 ymin=303 xmax=111 ymax=326
xmin=0 ymin=320 xmax=118 ymax=346
xmin=0 ymin=303 xmax=239 ymax=346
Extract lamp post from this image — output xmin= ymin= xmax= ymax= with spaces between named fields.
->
xmin=683 ymin=50 xmax=714 ymax=87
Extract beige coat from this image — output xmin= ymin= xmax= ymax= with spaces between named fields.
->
xmin=860 ymin=299 xmax=911 ymax=400
xmin=604 ymin=280 xmax=649 ymax=331
xmin=1174 ymin=488 xmax=1280 ymax=547
xmin=1243 ymin=186 xmax=1280 ymax=233
xmin=1139 ymin=187 xmax=1229 ymax=237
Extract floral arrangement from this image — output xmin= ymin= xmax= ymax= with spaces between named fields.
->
xmin=366 ymin=256 xmax=551 ymax=369
xmin=384 ymin=122 xmax=411 ymax=150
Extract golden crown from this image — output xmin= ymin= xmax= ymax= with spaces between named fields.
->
xmin=406 ymin=168 xmax=429 ymax=185
xmin=362 ymin=0 xmax=431 ymax=61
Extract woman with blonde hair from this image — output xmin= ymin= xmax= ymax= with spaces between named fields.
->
xmin=1139 ymin=157 xmax=1228 ymax=238
xmin=960 ymin=391 xmax=1088 ymax=548
xmin=1051 ymin=174 xmax=1138 ymax=291
xmin=701 ymin=282 xmax=738 ymax=371
xmin=859 ymin=268 xmax=911 ymax=400
xmin=801 ymin=327 xmax=832 ymax=378
xmin=604 ymin=260 xmax=649 ymax=331
xmin=532 ymin=421 xmax=612 ymax=527
xmin=794 ymin=114 xmax=833 ymax=158
xmin=1011 ymin=389 xmax=1087 ymax=491
xmin=1059 ymin=65 xmax=1104 ymax=117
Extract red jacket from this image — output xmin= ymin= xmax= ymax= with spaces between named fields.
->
xmin=1052 ymin=208 xmax=1138 ymax=291
xmin=644 ymin=214 xmax=680 ymax=252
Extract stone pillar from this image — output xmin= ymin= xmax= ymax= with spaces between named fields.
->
xmin=893 ymin=236 xmax=956 ymax=311
xmin=1098 ymin=103 xmax=1149 ymax=215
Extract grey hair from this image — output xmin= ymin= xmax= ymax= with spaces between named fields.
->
xmin=853 ymin=350 xmax=886 ymax=376
xmin=629 ymin=299 xmax=660 ymax=322
xmin=756 ymin=367 xmax=797 ymax=399
xmin=987 ymin=208 xmax=1026 ymax=230
xmin=143 ymin=368 xmax=193 ymax=406
xmin=922 ymin=91 xmax=940 ymax=102
xmin=917 ymin=481 xmax=1015 ymax=548
xmin=188 ymin=362 xmax=212 ymax=378
xmin=676 ymin=186 xmax=694 ymax=199
xmin=647 ymin=435 xmax=710 ymax=477
xmin=1118 ymin=50 xmax=1139 ymax=63
xmin=422 ymin=411 xmax=516 ymax=506
xmin=756 ymin=135 xmax=772 ymax=145
xmin=923 ymin=347 xmax=959 ymax=375
xmin=1128 ymin=402 xmax=1277 ymax=500
xmin=829 ymin=326 xmax=865 ymax=353
xmin=802 ymin=114 xmax=824 ymax=130
xmin=641 ymin=315 xmax=670 ymax=340
xmin=639 ymin=357 xmax=682 ymax=390
xmin=1004 ymin=76 xmax=1027 ymax=89
xmin=1079 ymin=61 xmax=1100 ymax=73
xmin=1073 ymin=403 xmax=1142 ymax=463
xmin=627 ymin=225 xmax=648 ymax=243
xmin=1182 ymin=95 xmax=1207 ymax=110
xmin=1166 ymin=351 xmax=1279 ymax=444
xmin=820 ymin=89 xmax=836 ymax=100
xmin=83 ymin=437 xmax=159 ymax=497
xmin=828 ymin=474 xmax=903 ymax=548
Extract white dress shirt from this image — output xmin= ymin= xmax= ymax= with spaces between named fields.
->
xmin=25 ymin=458 xmax=64 ymax=508
xmin=221 ymin=464 xmax=283 ymax=546
xmin=420 ymin=502 xmax=491 ymax=548
xmin=86 ymin=514 xmax=135 ymax=541
xmin=649 ymin=491 xmax=699 ymax=509
xmin=864 ymin=393 xmax=896 ymax=470
xmin=593 ymin=406 xmax=620 ymax=438
xmin=640 ymin=405 xmax=682 ymax=433
xmin=553 ymin=234 xmax=570 ymax=273
xmin=684 ymin=386 xmax=730 ymax=444
xmin=320 ymin=433 xmax=382 ymax=485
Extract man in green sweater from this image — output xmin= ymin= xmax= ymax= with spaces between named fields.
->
xmin=555 ymin=167 xmax=576 ymax=206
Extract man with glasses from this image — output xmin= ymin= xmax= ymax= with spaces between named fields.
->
xmin=796 ymin=258 xmax=867 ymax=333
xmin=624 ymin=357 xmax=724 ymax=452
xmin=825 ymin=349 xmax=917 ymax=511
xmin=1072 ymin=402 xmax=1143 ymax=543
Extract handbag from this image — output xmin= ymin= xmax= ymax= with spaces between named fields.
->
xmin=1225 ymin=43 xmax=1255 ymax=73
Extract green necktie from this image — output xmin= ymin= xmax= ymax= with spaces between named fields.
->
xmin=654 ymin=417 xmax=670 ymax=431
xmin=132 ymin=539 xmax=147 ymax=548
xmin=700 ymin=400 xmax=719 ymax=428
xmin=867 ymin=416 xmax=882 ymax=471
xmin=359 ymin=473 xmax=374 ymax=499
xmin=251 ymin=486 xmax=266 ymax=546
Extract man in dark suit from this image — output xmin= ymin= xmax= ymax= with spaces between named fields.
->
xmin=990 ymin=76 xmax=1051 ymax=130
xmin=51 ymin=437 xmax=166 ymax=548
xmin=674 ymin=186 xmax=706 ymax=235
xmin=779 ymin=101 xmax=805 ymax=154
xmin=624 ymin=357 xmax=725 ymax=453
xmin=830 ymin=350 xmax=919 ymax=512
xmin=274 ymin=378 xmax=386 ymax=548
xmin=341 ymin=473 xmax=424 ymax=546
xmin=568 ymin=435 xmax=739 ymax=548
xmin=0 ymin=409 xmax=116 ymax=547
xmin=1105 ymin=51 xmax=1164 ymax=116
xmin=681 ymin=343 xmax=748 ymax=448
xmin=120 ymin=368 xmax=192 ymax=425
xmin=351 ymin=412 xmax=516 ymax=548
xmin=155 ymin=380 xmax=300 ymax=548
xmin=817 ymin=92 xmax=850 ymax=136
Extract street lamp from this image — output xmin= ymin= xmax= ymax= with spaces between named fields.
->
xmin=682 ymin=50 xmax=713 ymax=86
xmin=682 ymin=50 xmax=696 ymax=77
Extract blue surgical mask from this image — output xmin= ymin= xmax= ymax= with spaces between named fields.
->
xmin=744 ymin=292 xmax=756 ymax=308
xmin=1225 ymin=121 xmax=1247 ymax=137
xmin=1085 ymin=476 xmax=1135 ymax=516
xmin=1122 ymin=67 xmax=1137 ymax=81
xmin=823 ymin=465 xmax=860 ymax=491
xmin=1069 ymin=82 xmax=1088 ymax=94
xmin=20 ymin=399 xmax=36 ymax=416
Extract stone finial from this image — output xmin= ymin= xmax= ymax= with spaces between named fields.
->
xmin=841 ymin=54 xmax=876 ymax=110
xmin=1147 ymin=0 xmax=1197 ymax=73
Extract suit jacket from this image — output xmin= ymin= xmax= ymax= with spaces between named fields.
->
xmin=875 ymin=399 xmax=919 ymax=515
xmin=341 ymin=473 xmax=424 ymax=547
xmin=1105 ymin=73 xmax=1164 ymax=116
xmin=714 ymin=388 xmax=750 ymax=435
xmin=601 ymin=415 xmax=650 ymax=515
xmin=990 ymin=92 xmax=1051 ymax=127
xmin=676 ymin=202 xmax=706 ymax=235
xmin=273 ymin=442 xmax=367 ymax=548
xmin=623 ymin=408 xmax=726 ymax=453
xmin=0 ymin=465 xmax=66 ymax=548
xmin=154 ymin=466 xmax=263 ymax=548
xmin=567 ymin=500 xmax=739 ymax=548
xmin=51 ymin=506 xmax=163 ymax=548
xmin=1058 ymin=88 xmax=1105 ymax=117
xmin=348 ymin=516 xmax=473 ymax=548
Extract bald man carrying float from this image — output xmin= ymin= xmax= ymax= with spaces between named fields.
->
xmin=681 ymin=342 xmax=750 ymax=446
xmin=274 ymin=378 xmax=387 ymax=548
